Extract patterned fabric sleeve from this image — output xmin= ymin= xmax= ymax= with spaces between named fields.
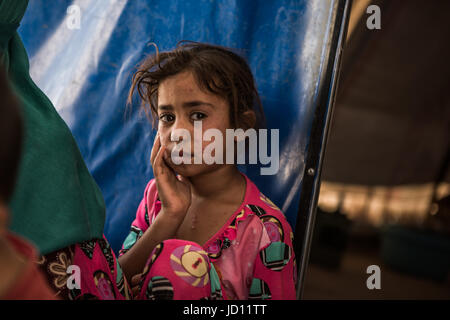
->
xmin=248 ymin=209 xmax=297 ymax=300
xmin=36 ymin=235 xmax=132 ymax=300
xmin=119 ymin=179 xmax=158 ymax=257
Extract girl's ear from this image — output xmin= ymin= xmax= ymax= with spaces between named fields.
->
xmin=240 ymin=110 xmax=256 ymax=131
xmin=234 ymin=110 xmax=257 ymax=142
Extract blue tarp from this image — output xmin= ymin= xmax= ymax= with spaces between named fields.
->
xmin=19 ymin=0 xmax=342 ymax=254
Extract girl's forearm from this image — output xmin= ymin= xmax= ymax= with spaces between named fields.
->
xmin=118 ymin=209 xmax=183 ymax=282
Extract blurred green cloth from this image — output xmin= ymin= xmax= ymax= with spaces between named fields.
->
xmin=0 ymin=0 xmax=106 ymax=255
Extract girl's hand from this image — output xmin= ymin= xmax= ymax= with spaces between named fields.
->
xmin=150 ymin=132 xmax=191 ymax=220
xmin=130 ymin=273 xmax=142 ymax=299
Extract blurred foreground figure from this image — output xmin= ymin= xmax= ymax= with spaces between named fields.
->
xmin=0 ymin=67 xmax=55 ymax=300
xmin=0 ymin=0 xmax=130 ymax=299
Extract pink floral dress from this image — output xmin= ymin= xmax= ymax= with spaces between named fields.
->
xmin=38 ymin=235 xmax=131 ymax=300
xmin=120 ymin=173 xmax=297 ymax=300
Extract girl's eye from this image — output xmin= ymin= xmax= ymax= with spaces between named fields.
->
xmin=191 ymin=112 xmax=207 ymax=121
xmin=160 ymin=114 xmax=175 ymax=123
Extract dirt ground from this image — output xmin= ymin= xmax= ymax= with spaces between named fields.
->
xmin=302 ymin=243 xmax=450 ymax=299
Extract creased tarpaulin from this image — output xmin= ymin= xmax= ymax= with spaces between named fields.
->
xmin=18 ymin=0 xmax=340 ymax=254
xmin=1 ymin=0 xmax=105 ymax=255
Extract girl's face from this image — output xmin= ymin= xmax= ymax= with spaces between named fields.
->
xmin=156 ymin=71 xmax=232 ymax=177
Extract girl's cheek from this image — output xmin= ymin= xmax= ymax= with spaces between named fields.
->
xmin=158 ymin=130 xmax=170 ymax=147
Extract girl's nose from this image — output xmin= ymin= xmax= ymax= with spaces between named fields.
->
xmin=171 ymin=131 xmax=183 ymax=142
xmin=170 ymin=118 xmax=191 ymax=142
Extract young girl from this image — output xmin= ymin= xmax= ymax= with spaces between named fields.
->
xmin=118 ymin=42 xmax=297 ymax=300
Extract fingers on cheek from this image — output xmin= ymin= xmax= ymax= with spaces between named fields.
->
xmin=155 ymin=147 xmax=164 ymax=166
xmin=163 ymin=148 xmax=170 ymax=161
xmin=158 ymin=130 xmax=169 ymax=145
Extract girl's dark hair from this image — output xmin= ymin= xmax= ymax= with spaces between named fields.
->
xmin=128 ymin=41 xmax=265 ymax=129
xmin=0 ymin=67 xmax=23 ymax=203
